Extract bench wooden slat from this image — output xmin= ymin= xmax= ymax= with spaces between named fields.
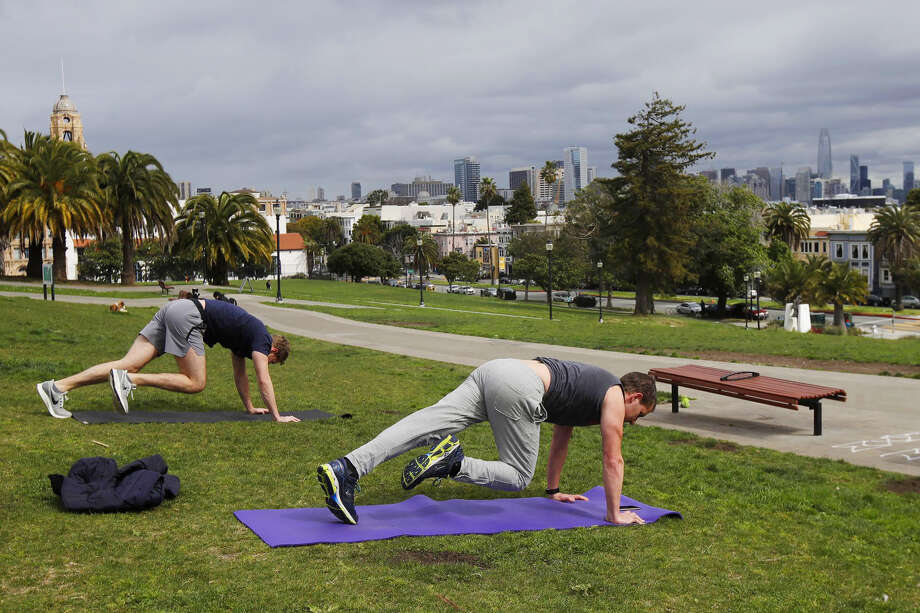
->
xmin=648 ymin=364 xmax=847 ymax=436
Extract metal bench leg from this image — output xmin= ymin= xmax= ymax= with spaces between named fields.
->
xmin=671 ymin=384 xmax=679 ymax=413
xmin=806 ymin=401 xmax=822 ymax=436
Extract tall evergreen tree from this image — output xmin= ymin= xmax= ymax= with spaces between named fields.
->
xmin=601 ymin=93 xmax=713 ymax=313
xmin=505 ymin=181 xmax=537 ymax=225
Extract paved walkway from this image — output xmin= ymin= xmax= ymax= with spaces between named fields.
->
xmin=5 ymin=290 xmax=918 ymax=476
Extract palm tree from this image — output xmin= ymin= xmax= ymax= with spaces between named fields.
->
xmin=817 ymin=262 xmax=868 ymax=327
xmin=0 ymin=129 xmax=13 ymax=260
xmin=174 ymin=191 xmax=273 ymax=286
xmin=763 ymin=201 xmax=810 ymax=249
xmin=868 ymin=205 xmax=920 ymax=309
xmin=540 ymin=161 xmax=560 ymax=207
xmin=479 ymin=177 xmax=498 ymax=284
xmin=3 ymin=133 xmax=105 ymax=280
xmin=95 ymin=151 xmax=178 ymax=284
xmin=404 ymin=233 xmax=439 ymax=282
xmin=446 ymin=185 xmax=462 ymax=253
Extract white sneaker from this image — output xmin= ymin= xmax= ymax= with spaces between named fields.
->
xmin=37 ymin=380 xmax=70 ymax=419
xmin=108 ymin=369 xmax=135 ymax=414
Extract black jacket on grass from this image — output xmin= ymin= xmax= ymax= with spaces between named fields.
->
xmin=49 ymin=454 xmax=180 ymax=512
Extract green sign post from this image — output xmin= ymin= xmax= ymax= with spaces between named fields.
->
xmin=41 ymin=263 xmax=54 ymax=301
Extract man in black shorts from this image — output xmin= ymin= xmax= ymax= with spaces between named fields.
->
xmin=318 ymin=357 xmax=656 ymax=525
xmin=36 ymin=296 xmax=299 ymax=423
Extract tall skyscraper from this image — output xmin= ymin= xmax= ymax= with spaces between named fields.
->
xmin=178 ymin=181 xmax=192 ymax=200
xmin=859 ymin=166 xmax=870 ymax=194
xmin=453 ymin=156 xmax=480 ymax=202
xmin=817 ymin=129 xmax=832 ymax=179
xmin=562 ymin=146 xmax=588 ymax=203
xmin=699 ymin=170 xmax=718 ymax=183
xmin=586 ymin=166 xmax=597 ymax=184
xmin=720 ymin=168 xmax=736 ymax=184
xmin=769 ymin=167 xmax=783 ymax=200
xmin=795 ymin=168 xmax=812 ymax=203
xmin=849 ymin=155 xmax=859 ymax=193
xmin=903 ymin=161 xmax=914 ymax=193
xmin=509 ymin=166 xmax=538 ymax=199
xmin=351 ymin=182 xmax=361 ymax=201
xmin=317 ymin=186 xmax=326 ymax=201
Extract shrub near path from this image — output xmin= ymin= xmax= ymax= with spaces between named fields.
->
xmin=0 ymin=296 xmax=918 ymax=611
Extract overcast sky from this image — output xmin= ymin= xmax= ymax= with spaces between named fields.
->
xmin=3 ymin=1 xmax=920 ymax=199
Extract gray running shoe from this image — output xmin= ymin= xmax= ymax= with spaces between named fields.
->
xmin=108 ymin=369 xmax=135 ymax=414
xmin=37 ymin=380 xmax=70 ymax=419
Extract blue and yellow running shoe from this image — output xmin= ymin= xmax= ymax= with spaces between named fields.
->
xmin=401 ymin=435 xmax=465 ymax=490
xmin=317 ymin=458 xmax=359 ymax=525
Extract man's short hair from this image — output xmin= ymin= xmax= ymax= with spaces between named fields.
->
xmin=621 ymin=372 xmax=657 ymax=410
xmin=271 ymin=335 xmax=291 ymax=364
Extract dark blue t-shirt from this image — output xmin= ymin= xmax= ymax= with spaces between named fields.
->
xmin=201 ymin=300 xmax=272 ymax=359
xmin=536 ymin=357 xmax=622 ymax=426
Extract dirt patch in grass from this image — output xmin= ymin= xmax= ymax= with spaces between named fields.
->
xmin=883 ymin=477 xmax=920 ymax=495
xmin=390 ymin=550 xmax=491 ymax=568
xmin=668 ymin=439 xmax=740 ymax=452
xmin=385 ymin=320 xmax=439 ymax=328
xmin=667 ymin=349 xmax=920 ymax=377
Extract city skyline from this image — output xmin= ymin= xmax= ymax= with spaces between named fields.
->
xmin=3 ymin=2 xmax=920 ymax=199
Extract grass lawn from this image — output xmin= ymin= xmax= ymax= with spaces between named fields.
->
xmin=1 ymin=296 xmax=918 ymax=611
xmin=259 ymin=280 xmax=920 ymax=371
xmin=0 ymin=283 xmax=165 ymax=299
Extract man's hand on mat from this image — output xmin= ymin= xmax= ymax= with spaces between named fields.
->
xmin=275 ymin=415 xmax=301 ymax=423
xmin=608 ymin=510 xmax=645 ymax=525
xmin=247 ymin=408 xmax=270 ymax=415
xmin=550 ymin=492 xmax=589 ymax=503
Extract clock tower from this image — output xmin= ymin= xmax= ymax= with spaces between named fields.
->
xmin=49 ymin=92 xmax=86 ymax=150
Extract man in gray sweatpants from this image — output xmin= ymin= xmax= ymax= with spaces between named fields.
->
xmin=317 ymin=357 xmax=657 ymax=526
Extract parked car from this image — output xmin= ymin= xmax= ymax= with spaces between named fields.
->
xmin=480 ymin=287 xmax=498 ymax=297
xmin=552 ymin=290 xmax=576 ymax=303
xmin=901 ymin=295 xmax=920 ymax=309
xmin=447 ymin=284 xmax=460 ymax=294
xmin=729 ymin=303 xmax=768 ymax=320
xmin=676 ymin=301 xmax=702 ymax=315
xmin=573 ymin=294 xmax=597 ymax=308
xmin=498 ymin=288 xmax=517 ymax=300
xmin=863 ymin=294 xmax=885 ymax=307
xmin=425 ymin=283 xmax=437 ymax=291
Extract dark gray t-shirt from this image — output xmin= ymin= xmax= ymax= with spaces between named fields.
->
xmin=536 ymin=357 xmax=622 ymax=426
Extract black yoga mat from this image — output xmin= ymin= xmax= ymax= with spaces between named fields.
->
xmin=71 ymin=409 xmax=334 ymax=424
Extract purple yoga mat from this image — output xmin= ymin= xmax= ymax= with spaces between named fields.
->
xmin=234 ymin=486 xmax=681 ymax=547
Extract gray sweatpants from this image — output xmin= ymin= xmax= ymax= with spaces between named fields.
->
xmin=346 ymin=358 xmax=547 ymax=491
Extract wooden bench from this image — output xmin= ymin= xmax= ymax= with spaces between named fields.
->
xmin=648 ymin=364 xmax=846 ymax=436
xmin=158 ymin=280 xmax=175 ymax=295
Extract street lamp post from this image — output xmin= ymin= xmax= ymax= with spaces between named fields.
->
xmin=417 ymin=237 xmax=425 ymax=307
xmin=274 ymin=201 xmax=283 ymax=303
xmin=597 ymin=260 xmax=604 ymax=323
xmin=743 ymin=273 xmax=750 ymax=329
xmin=546 ymin=240 xmax=554 ymax=321
xmin=754 ymin=270 xmax=762 ymax=330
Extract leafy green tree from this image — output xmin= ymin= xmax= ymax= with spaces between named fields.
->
xmin=353 ymin=213 xmax=385 ymax=245
xmin=540 ymin=161 xmax=561 ymax=207
xmin=3 ymin=132 xmax=105 ymax=280
xmin=446 ymin=185 xmax=462 ymax=252
xmin=95 ymin=150 xmax=178 ymax=284
xmin=765 ymin=255 xmax=829 ymax=305
xmin=766 ymin=238 xmax=793 ymax=263
xmin=597 ymin=93 xmax=713 ymax=313
xmin=378 ymin=250 xmax=402 ymax=282
xmin=404 ymin=233 xmax=439 ymax=279
xmin=868 ymin=205 xmax=920 ymax=309
xmin=508 ymin=231 xmax=587 ymax=305
xmin=382 ymin=222 xmax=418 ymax=272
xmin=816 ymin=262 xmax=868 ymax=327
xmin=174 ymin=191 xmax=273 ymax=285
xmin=904 ymin=188 xmax=920 ymax=209
xmin=78 ymin=236 xmax=122 ymax=283
xmin=366 ymin=189 xmax=389 ymax=207
xmin=439 ymin=252 xmax=479 ymax=286
xmin=763 ymin=201 xmax=810 ymax=249
xmin=690 ymin=186 xmax=767 ymax=312
xmin=505 ymin=181 xmax=536 ymax=225
xmin=512 ymin=252 xmax=543 ymax=300
xmin=327 ymin=242 xmax=386 ymax=282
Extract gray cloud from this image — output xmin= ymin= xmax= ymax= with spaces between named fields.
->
xmin=3 ymin=0 xmax=919 ymax=197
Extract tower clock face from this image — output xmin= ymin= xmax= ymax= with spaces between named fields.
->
xmin=63 ymin=116 xmax=71 ymax=123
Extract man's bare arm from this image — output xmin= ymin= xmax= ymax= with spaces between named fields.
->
xmin=544 ymin=425 xmax=587 ymax=502
xmin=231 ymin=353 xmax=259 ymax=413
xmin=251 ymin=352 xmax=299 ymax=422
xmin=599 ymin=387 xmax=643 ymax=524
